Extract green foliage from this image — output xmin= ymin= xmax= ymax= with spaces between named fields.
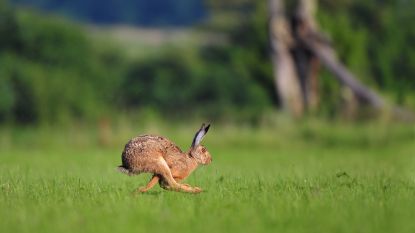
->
xmin=318 ymin=0 xmax=415 ymax=104
xmin=17 ymin=12 xmax=89 ymax=66
xmin=206 ymin=0 xmax=415 ymax=114
xmin=1 ymin=0 xmax=415 ymax=125
xmin=121 ymin=48 xmax=271 ymax=120
xmin=0 ymin=0 xmax=20 ymax=51
xmin=0 ymin=3 xmax=124 ymax=124
xmin=0 ymin=2 xmax=272 ymax=124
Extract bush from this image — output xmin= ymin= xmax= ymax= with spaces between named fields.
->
xmin=120 ymin=49 xmax=272 ymax=120
xmin=0 ymin=4 xmax=123 ymax=124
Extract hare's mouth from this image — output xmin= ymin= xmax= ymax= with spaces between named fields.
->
xmin=204 ymin=157 xmax=212 ymax=165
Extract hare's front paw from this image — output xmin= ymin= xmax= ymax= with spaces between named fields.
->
xmin=193 ymin=187 xmax=203 ymax=193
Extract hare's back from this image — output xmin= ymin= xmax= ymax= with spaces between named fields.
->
xmin=123 ymin=135 xmax=170 ymax=155
xmin=122 ymin=135 xmax=182 ymax=174
xmin=121 ymin=135 xmax=175 ymax=169
xmin=121 ymin=135 xmax=168 ymax=173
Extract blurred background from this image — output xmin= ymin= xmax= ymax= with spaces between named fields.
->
xmin=1 ymin=2 xmax=415 ymax=232
xmin=0 ymin=0 xmax=414 ymax=134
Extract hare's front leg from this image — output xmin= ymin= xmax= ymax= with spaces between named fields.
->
xmin=136 ymin=175 xmax=160 ymax=193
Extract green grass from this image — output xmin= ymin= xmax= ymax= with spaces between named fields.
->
xmin=1 ymin=122 xmax=415 ymax=233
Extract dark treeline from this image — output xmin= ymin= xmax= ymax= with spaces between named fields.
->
xmin=0 ymin=0 xmax=414 ymax=125
xmin=10 ymin=0 xmax=206 ymax=26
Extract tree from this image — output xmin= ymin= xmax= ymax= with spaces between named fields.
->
xmin=269 ymin=0 xmax=386 ymax=118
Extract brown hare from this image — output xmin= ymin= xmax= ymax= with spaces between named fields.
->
xmin=118 ymin=123 xmax=212 ymax=193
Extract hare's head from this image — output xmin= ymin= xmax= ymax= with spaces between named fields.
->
xmin=191 ymin=145 xmax=212 ymax=165
xmin=189 ymin=123 xmax=212 ymax=165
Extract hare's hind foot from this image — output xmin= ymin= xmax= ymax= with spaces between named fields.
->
xmin=178 ymin=184 xmax=202 ymax=193
xmin=180 ymin=183 xmax=202 ymax=193
xmin=161 ymin=183 xmax=202 ymax=193
xmin=160 ymin=179 xmax=202 ymax=193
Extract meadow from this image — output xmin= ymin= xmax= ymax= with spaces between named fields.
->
xmin=1 ymin=120 xmax=415 ymax=233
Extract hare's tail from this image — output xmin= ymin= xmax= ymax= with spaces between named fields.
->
xmin=117 ymin=166 xmax=133 ymax=176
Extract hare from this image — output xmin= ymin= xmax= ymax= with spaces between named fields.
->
xmin=118 ymin=123 xmax=212 ymax=193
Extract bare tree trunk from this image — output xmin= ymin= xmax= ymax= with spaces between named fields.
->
xmin=269 ymin=0 xmax=386 ymax=117
xmin=296 ymin=0 xmax=320 ymax=111
xmin=308 ymin=57 xmax=320 ymax=110
xmin=269 ymin=0 xmax=304 ymax=117
xmin=303 ymin=37 xmax=384 ymax=108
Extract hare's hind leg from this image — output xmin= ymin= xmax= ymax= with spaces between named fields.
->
xmin=156 ymin=158 xmax=201 ymax=193
xmin=136 ymin=175 xmax=159 ymax=193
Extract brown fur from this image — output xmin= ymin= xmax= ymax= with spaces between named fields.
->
xmin=118 ymin=127 xmax=212 ymax=194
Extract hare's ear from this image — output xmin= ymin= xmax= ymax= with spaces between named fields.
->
xmin=191 ymin=123 xmax=210 ymax=148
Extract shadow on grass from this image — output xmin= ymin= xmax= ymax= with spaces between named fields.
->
xmin=131 ymin=189 xmax=208 ymax=196
xmin=131 ymin=190 xmax=163 ymax=196
xmin=142 ymin=191 xmax=163 ymax=196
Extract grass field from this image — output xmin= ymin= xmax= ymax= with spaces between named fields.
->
xmin=1 ymin=121 xmax=415 ymax=233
